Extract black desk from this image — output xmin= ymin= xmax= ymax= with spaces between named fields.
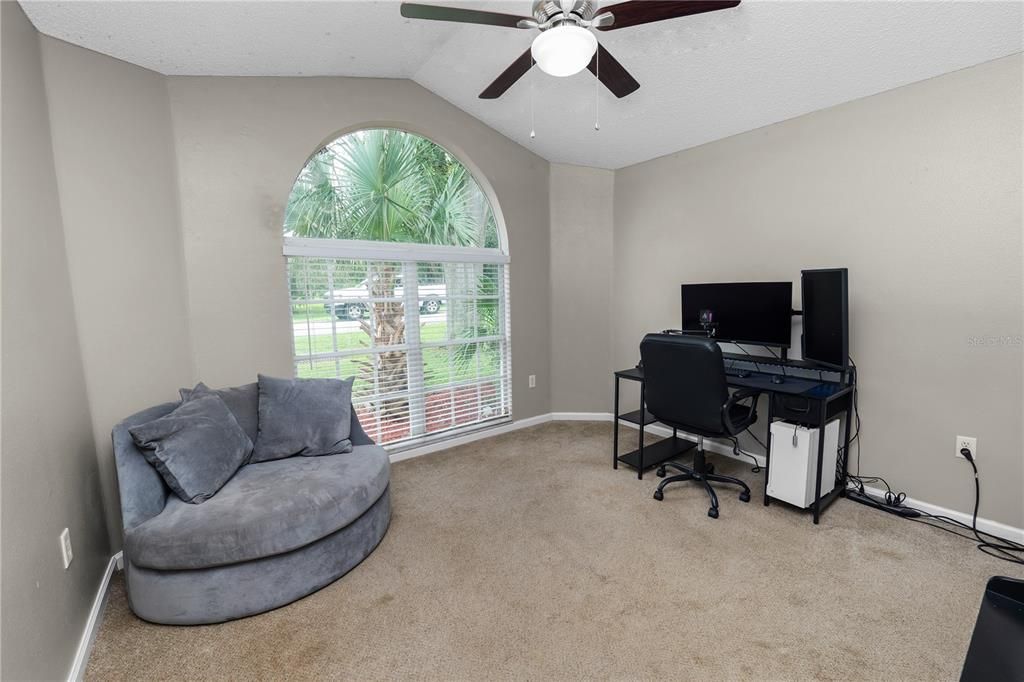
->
xmin=613 ymin=363 xmax=855 ymax=524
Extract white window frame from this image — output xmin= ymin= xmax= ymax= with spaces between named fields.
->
xmin=284 ymin=237 xmax=512 ymax=452
xmin=284 ymin=237 xmax=509 ymax=266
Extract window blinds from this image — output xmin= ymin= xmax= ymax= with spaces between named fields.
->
xmin=287 ymin=253 xmax=511 ymax=449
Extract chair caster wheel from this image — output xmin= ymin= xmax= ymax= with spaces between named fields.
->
xmin=708 ymin=508 xmax=719 ymax=519
xmin=739 ymin=491 xmax=751 ymax=503
xmin=653 ymin=489 xmax=664 ymax=501
xmin=656 ymin=467 xmax=666 ymax=478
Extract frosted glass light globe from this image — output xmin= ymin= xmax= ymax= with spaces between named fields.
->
xmin=531 ymin=25 xmax=598 ymax=78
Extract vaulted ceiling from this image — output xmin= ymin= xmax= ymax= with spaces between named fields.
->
xmin=21 ymin=1 xmax=1023 ymax=169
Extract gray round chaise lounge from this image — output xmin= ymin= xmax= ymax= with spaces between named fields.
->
xmin=112 ymin=384 xmax=391 ymax=625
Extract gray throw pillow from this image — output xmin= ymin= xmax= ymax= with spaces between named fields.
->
xmin=129 ymin=393 xmax=252 ymax=504
xmin=179 ymin=382 xmax=259 ymax=447
xmin=252 ymin=374 xmax=354 ymax=463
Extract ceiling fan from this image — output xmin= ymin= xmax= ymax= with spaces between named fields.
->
xmin=400 ymin=1 xmax=741 ymax=99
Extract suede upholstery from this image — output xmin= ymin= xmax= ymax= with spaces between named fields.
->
xmin=112 ymin=402 xmax=177 ymax=530
xmin=125 ymin=488 xmax=392 ymax=625
xmin=129 ymin=393 xmax=252 ymax=504
xmin=112 ymin=400 xmax=374 ymax=530
xmin=126 ymin=445 xmax=389 ymax=570
xmin=253 ymin=375 xmax=354 ymax=462
xmin=179 ymin=382 xmax=260 ymax=447
xmin=112 ymin=389 xmax=390 ymax=624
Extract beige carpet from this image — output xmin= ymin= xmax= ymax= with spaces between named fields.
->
xmin=86 ymin=422 xmax=1021 ymax=680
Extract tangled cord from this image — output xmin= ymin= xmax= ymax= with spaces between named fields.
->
xmin=843 ymin=356 xmax=1021 ymax=564
xmin=960 ymin=452 xmax=1024 ymax=565
xmin=848 ymin=458 xmax=1024 ymax=566
xmin=727 ymin=433 xmax=763 ymax=473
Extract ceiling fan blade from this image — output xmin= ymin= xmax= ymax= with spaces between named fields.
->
xmin=400 ymin=3 xmax=534 ymax=29
xmin=479 ymin=49 xmax=534 ymax=99
xmin=595 ymin=0 xmax=740 ymax=31
xmin=586 ymin=44 xmax=640 ymax=98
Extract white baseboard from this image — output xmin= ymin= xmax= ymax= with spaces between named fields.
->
xmin=388 ymin=413 xmax=552 ymax=464
xmin=67 ymin=551 xmax=121 ymax=682
xmin=550 ymin=412 xmax=612 ymax=421
xmin=857 ymin=484 xmax=1024 ymax=544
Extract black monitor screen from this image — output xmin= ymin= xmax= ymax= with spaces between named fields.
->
xmin=801 ymin=268 xmax=848 ymax=368
xmin=681 ymin=282 xmax=793 ymax=348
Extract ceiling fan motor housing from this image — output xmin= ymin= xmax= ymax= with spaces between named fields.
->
xmin=533 ymin=0 xmax=598 ymax=26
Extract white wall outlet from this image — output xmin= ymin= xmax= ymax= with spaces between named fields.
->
xmin=528 ymin=374 xmax=536 ymax=389
xmin=955 ymin=435 xmax=977 ymax=460
xmin=59 ymin=528 xmax=73 ymax=569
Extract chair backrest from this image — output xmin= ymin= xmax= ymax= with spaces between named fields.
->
xmin=639 ymin=334 xmax=729 ymax=436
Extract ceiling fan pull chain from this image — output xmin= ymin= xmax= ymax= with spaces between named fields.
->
xmin=594 ymin=47 xmax=600 ymax=131
xmin=530 ymin=57 xmax=536 ymax=139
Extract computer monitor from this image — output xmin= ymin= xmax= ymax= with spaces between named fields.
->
xmin=680 ymin=282 xmax=793 ymax=348
xmin=801 ymin=268 xmax=849 ymax=369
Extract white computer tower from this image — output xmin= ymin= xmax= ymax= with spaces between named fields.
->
xmin=767 ymin=419 xmax=841 ymax=508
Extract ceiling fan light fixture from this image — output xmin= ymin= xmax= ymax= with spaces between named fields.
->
xmin=531 ymin=25 xmax=597 ymax=77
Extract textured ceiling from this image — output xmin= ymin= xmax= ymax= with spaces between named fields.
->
xmin=21 ymin=0 xmax=1024 ymax=169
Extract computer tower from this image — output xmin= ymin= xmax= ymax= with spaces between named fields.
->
xmin=767 ymin=420 xmax=840 ymax=508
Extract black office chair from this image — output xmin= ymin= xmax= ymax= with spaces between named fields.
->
xmin=640 ymin=333 xmax=762 ymax=519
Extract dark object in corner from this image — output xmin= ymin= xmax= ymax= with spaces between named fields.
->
xmin=961 ymin=576 xmax=1024 ymax=681
xmin=771 ymin=374 xmax=785 ymax=385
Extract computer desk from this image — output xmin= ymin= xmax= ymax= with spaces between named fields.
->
xmin=613 ymin=353 xmax=855 ymax=524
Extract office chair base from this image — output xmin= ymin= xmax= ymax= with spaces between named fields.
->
xmin=652 ymin=453 xmax=750 ymax=519
xmin=656 ymin=461 xmax=713 ymax=478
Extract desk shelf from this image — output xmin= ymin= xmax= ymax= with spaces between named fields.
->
xmin=617 ymin=437 xmax=696 ymax=472
xmin=617 ymin=409 xmax=658 ymax=426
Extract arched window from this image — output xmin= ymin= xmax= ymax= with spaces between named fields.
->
xmin=284 ymin=129 xmax=511 ymax=448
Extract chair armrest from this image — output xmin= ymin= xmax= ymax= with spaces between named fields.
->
xmin=728 ymin=387 xmax=761 ymax=404
xmin=722 ymin=388 xmax=762 ymax=435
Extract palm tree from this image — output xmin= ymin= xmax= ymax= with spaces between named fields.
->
xmin=285 ymin=130 xmax=491 ymax=423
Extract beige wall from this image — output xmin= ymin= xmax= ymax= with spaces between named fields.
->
xmin=165 ymin=77 xmax=551 ymax=420
xmin=39 ymin=37 xmax=197 ymax=549
xmin=612 ymin=55 xmax=1023 ymax=526
xmin=0 ymin=5 xmax=110 ymax=679
xmin=549 ymin=164 xmax=614 ymax=413
xmin=2 ymin=18 xmax=1020 ymax=678
xmin=2 ymin=33 xmax=551 ymax=675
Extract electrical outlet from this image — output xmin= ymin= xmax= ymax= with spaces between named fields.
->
xmin=59 ymin=528 xmax=73 ymax=569
xmin=955 ymin=435 xmax=977 ymax=460
xmin=528 ymin=374 xmax=536 ymax=389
